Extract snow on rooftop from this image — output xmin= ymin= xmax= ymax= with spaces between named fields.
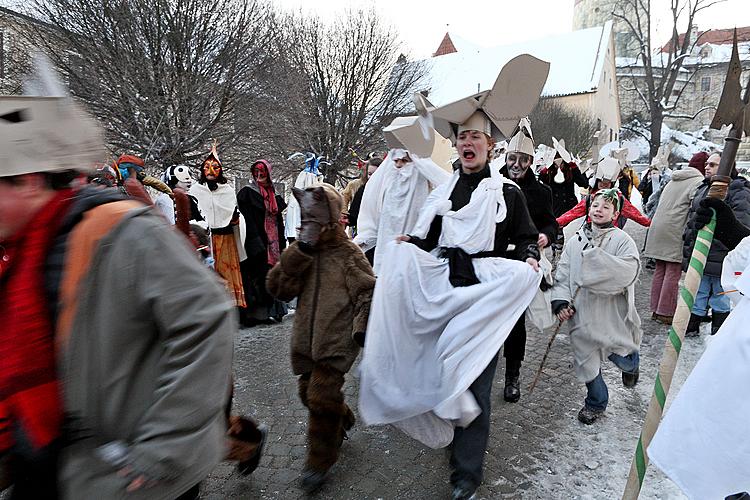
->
xmin=422 ymin=22 xmax=612 ymax=106
xmin=617 ymin=41 xmax=750 ymax=68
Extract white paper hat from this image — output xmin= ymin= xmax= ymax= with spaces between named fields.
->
xmin=1 ymin=54 xmax=105 ymax=177
xmin=534 ymin=144 xmax=556 ymax=171
xmin=595 ymin=157 xmax=622 ymax=182
xmin=506 ymin=117 xmax=535 ymax=156
xmin=552 ymin=136 xmax=572 ymax=163
xmin=383 ymin=115 xmax=435 ymax=158
xmin=429 ymin=54 xmax=550 ymax=144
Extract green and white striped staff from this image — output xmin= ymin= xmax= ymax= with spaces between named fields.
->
xmin=622 ymin=30 xmax=750 ymax=499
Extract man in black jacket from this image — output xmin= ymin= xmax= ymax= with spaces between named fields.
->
xmin=499 ymin=118 xmax=558 ymax=402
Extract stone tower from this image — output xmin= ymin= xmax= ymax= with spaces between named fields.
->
xmin=572 ymin=0 xmax=637 ymax=57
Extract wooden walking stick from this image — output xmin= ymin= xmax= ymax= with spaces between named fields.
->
xmin=527 ymin=286 xmax=580 ymax=395
xmin=622 ymin=30 xmax=750 ymax=499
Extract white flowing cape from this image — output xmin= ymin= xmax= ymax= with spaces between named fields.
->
xmin=189 ymin=181 xmax=246 ymax=261
xmin=649 ymin=236 xmax=750 ymax=499
xmin=354 ymin=152 xmax=450 ymax=274
xmin=358 ymin=166 xmax=541 ymax=449
xmin=285 ymin=170 xmax=321 ymax=239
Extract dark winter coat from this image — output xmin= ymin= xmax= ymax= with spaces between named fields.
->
xmin=237 ymin=185 xmax=287 ymax=313
xmin=237 ymin=185 xmax=287 ymax=259
xmin=500 ymin=166 xmax=558 ymax=245
xmin=538 ymin=162 xmax=590 ymax=217
xmin=266 ymin=226 xmax=375 ymax=375
xmin=682 ymin=176 xmax=750 ymax=276
xmin=413 ymin=164 xmax=540 ymax=262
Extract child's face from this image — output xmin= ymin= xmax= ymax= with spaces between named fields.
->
xmin=589 ymin=196 xmax=619 ymax=226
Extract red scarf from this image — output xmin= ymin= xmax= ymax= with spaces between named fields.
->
xmin=252 ymin=161 xmax=281 ymax=266
xmin=0 ymin=189 xmax=75 ymax=454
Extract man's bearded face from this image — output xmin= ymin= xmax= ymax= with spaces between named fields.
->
xmin=506 ymin=152 xmax=533 ymax=180
xmin=203 ymin=159 xmax=221 ymax=180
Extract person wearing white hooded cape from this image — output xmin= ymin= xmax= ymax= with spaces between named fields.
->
xmin=353 ymin=148 xmax=450 ymax=274
xmin=358 ymin=52 xmax=551 ymax=500
xmin=648 ymin=197 xmax=750 ymax=499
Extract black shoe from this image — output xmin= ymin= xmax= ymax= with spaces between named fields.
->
xmin=622 ymin=368 xmax=639 ymax=388
xmin=503 ymin=359 xmax=522 ymax=403
xmin=503 ymin=376 xmax=521 ymax=403
xmin=645 ymin=258 xmax=656 ymax=270
xmin=577 ymin=406 xmax=604 ymax=425
xmin=300 ymin=468 xmax=327 ymax=493
xmin=711 ymin=311 xmax=730 ymax=335
xmin=237 ymin=424 xmax=267 ymax=476
xmin=451 ymin=483 xmax=477 ymax=500
xmin=685 ymin=313 xmax=705 ymax=338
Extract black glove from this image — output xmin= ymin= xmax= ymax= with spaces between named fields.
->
xmin=353 ymin=331 xmax=365 ymax=348
xmin=695 ymin=197 xmax=750 ymax=251
xmin=551 ymin=300 xmax=574 ymax=315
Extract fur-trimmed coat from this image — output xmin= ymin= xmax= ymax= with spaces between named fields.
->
xmin=267 ymin=226 xmax=375 ymax=375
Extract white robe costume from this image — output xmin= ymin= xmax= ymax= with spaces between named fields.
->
xmin=358 ymin=166 xmax=541 ymax=449
xmin=353 ymin=151 xmax=450 ymax=274
xmin=285 ymin=170 xmax=321 ymax=240
xmin=551 ymin=224 xmax=642 ymax=382
xmin=649 ymin=236 xmax=750 ymax=499
xmin=189 ymin=182 xmax=247 ymax=260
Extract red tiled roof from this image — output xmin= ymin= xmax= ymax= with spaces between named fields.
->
xmin=661 ymin=26 xmax=750 ymax=52
xmin=433 ymin=32 xmax=458 ymax=57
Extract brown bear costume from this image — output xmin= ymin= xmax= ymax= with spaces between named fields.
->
xmin=266 ymin=183 xmax=374 ymax=491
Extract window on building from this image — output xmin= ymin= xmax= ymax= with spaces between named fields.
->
xmin=701 ymin=76 xmax=711 ymax=92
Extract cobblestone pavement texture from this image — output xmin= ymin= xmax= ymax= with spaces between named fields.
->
xmin=202 ymin=223 xmax=709 ymax=499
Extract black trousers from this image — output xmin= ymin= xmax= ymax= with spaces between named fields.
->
xmin=503 ymin=313 xmax=526 ymax=362
xmin=449 ymin=352 xmax=499 ymax=490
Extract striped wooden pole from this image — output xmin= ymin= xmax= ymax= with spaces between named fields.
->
xmin=621 ymin=213 xmax=716 ymax=499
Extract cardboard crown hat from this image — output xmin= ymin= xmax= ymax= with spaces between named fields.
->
xmin=1 ymin=56 xmax=105 ymax=177
xmin=506 ymin=117 xmax=535 ymax=156
xmin=429 ymin=54 xmax=550 ymax=144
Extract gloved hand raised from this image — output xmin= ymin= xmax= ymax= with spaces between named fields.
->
xmin=293 ymin=186 xmax=331 ymax=248
xmin=695 ymin=197 xmax=750 ymax=251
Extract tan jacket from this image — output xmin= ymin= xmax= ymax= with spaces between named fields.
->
xmin=644 ymin=167 xmax=704 ymax=262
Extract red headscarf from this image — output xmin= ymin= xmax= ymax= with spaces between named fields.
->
xmin=251 ymin=160 xmax=280 ymax=265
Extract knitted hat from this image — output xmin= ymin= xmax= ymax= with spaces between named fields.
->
xmin=688 ymin=152 xmax=709 ymax=174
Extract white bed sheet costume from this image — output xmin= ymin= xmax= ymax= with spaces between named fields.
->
xmin=649 ymin=235 xmax=750 ymax=499
xmin=359 ymin=161 xmax=542 ymax=448
xmin=353 ymin=149 xmax=451 ymax=274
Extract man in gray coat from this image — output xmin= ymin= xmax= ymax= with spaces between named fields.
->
xmin=0 ymin=94 xmax=234 ymax=500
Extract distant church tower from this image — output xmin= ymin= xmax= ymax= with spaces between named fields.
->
xmin=573 ymin=0 xmax=637 ymax=57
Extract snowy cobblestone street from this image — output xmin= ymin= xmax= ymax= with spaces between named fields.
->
xmin=203 ymin=223 xmax=706 ymax=499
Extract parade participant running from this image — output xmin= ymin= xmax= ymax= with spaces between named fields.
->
xmin=499 ymin=117 xmax=558 ymax=403
xmin=359 ymin=54 xmax=549 ymax=500
xmin=538 ymin=137 xmax=589 ymax=218
xmin=551 ymin=188 xmax=642 ymax=425
xmin=0 ymin=91 xmax=233 ymax=499
xmin=267 ymin=183 xmax=375 ymax=493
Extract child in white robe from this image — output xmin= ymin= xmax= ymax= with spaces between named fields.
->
xmin=551 ymin=188 xmax=642 ymax=424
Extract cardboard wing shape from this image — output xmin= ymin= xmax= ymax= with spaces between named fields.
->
xmin=552 ymin=136 xmax=572 ymax=163
xmin=383 ymin=115 xmax=436 ymax=158
xmin=430 ymin=54 xmax=550 ymax=142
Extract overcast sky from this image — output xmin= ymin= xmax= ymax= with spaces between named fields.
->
xmin=272 ymin=0 xmax=750 ymax=59
xmin=2 ymin=0 xmax=748 ymax=59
